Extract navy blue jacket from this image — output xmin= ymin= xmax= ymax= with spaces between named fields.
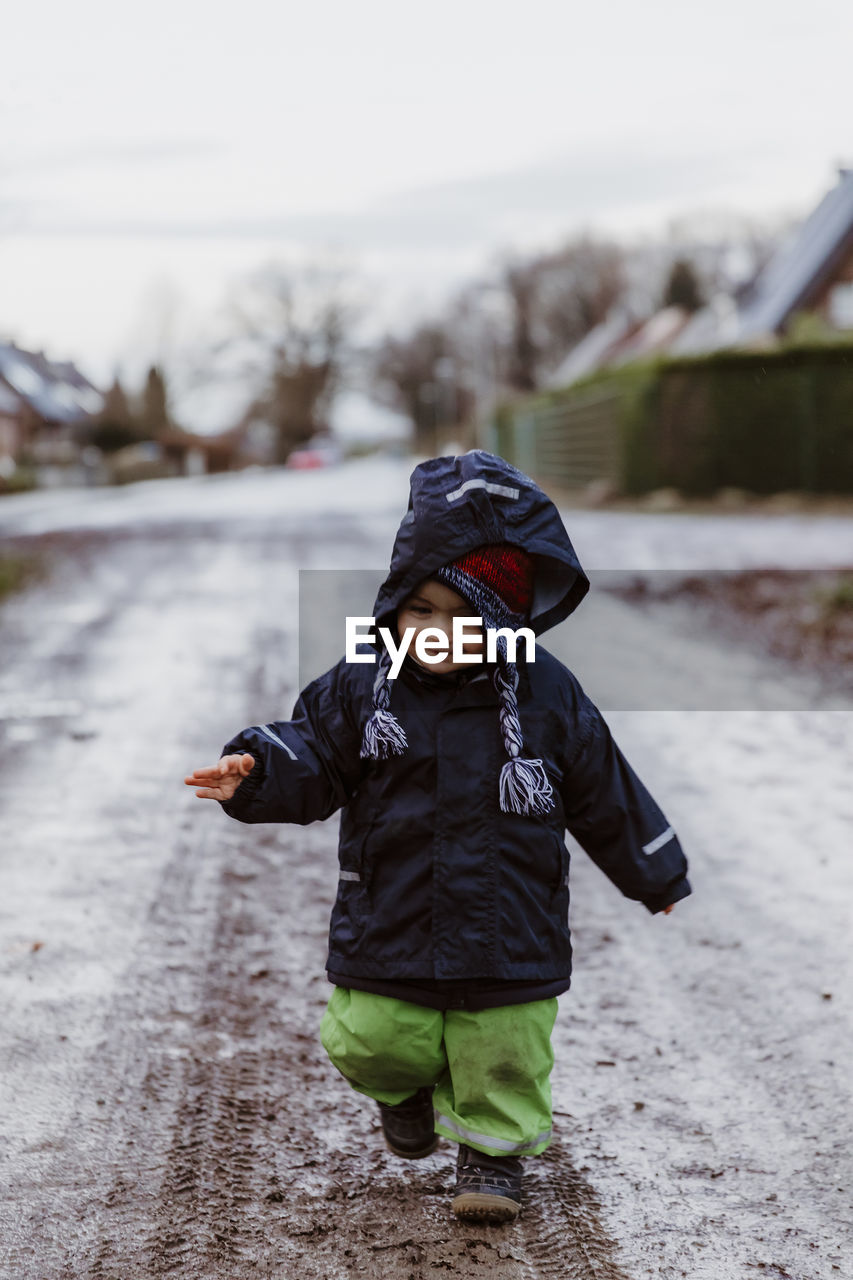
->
xmin=220 ymin=452 xmax=690 ymax=988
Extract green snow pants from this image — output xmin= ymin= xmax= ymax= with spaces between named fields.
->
xmin=320 ymin=987 xmax=558 ymax=1158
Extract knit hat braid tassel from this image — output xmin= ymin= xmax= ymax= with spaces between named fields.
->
xmin=360 ymin=648 xmax=408 ymax=760
xmin=492 ymin=644 xmax=554 ymax=817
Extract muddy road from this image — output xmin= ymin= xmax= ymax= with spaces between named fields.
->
xmin=1 ymin=462 xmax=851 ymax=1279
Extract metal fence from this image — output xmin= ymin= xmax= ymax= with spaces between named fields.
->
xmin=494 ymin=388 xmax=623 ymax=489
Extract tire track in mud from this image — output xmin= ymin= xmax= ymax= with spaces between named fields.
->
xmin=78 ymin=828 xmax=303 ymax=1280
xmin=139 ymin=856 xmax=303 ymax=1277
xmin=88 ymin=815 xmax=633 ymax=1280
xmin=519 ymin=1143 xmax=632 ymax=1280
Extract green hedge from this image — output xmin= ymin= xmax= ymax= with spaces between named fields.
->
xmin=0 ymin=467 xmax=37 ymax=497
xmin=498 ymin=342 xmax=853 ymax=495
xmin=640 ymin=345 xmax=853 ymax=495
xmin=0 ymin=552 xmax=41 ymax=602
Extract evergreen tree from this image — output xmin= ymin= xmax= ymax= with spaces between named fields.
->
xmin=90 ymin=375 xmax=140 ymax=453
xmin=662 ymin=259 xmax=705 ymax=313
xmin=101 ymin=376 xmax=133 ymax=428
xmin=139 ymin=366 xmax=170 ymax=439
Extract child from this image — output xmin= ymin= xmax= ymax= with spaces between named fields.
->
xmin=185 ymin=450 xmax=690 ymax=1224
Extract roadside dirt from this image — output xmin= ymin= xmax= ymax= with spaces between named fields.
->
xmin=605 ymin=567 xmax=853 ymax=699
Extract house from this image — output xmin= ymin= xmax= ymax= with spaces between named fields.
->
xmin=0 ymin=341 xmax=104 ymax=484
xmin=0 ymin=381 xmax=22 ymax=479
xmin=735 ymin=167 xmax=853 ymax=342
xmin=546 ymin=306 xmax=693 ymax=387
xmin=545 ymin=310 xmax=638 ymax=387
xmin=547 ymin=168 xmax=853 ymax=390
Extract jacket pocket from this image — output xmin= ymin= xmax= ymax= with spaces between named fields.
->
xmin=358 ymin=816 xmax=380 ymax=889
xmin=549 ymin=829 xmax=570 ymax=905
xmin=335 ymin=817 xmax=378 ymax=931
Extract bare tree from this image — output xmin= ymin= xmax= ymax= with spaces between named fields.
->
xmin=227 ymin=263 xmax=354 ymax=463
xmin=503 ymin=261 xmax=540 ymax=392
xmin=533 ymin=236 xmax=627 ymax=369
xmin=373 ymin=322 xmax=458 ymax=454
xmin=499 ymin=236 xmax=627 ymax=389
xmin=442 ymin=282 xmax=513 ymax=433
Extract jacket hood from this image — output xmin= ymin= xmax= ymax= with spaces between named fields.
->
xmin=372 ymin=451 xmax=589 ymax=635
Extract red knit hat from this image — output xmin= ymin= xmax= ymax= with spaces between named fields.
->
xmin=439 ymin=543 xmax=534 ymax=621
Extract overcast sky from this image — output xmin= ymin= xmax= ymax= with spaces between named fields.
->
xmin=2 ymin=0 xmax=851 ymax=390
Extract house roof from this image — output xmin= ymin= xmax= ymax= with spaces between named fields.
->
xmin=0 ymin=381 xmax=20 ymax=416
xmin=546 ymin=307 xmax=694 ymax=387
xmin=669 ymin=294 xmax=740 ymax=355
xmin=545 ymin=310 xmax=637 ymax=387
xmin=0 ymin=342 xmax=103 ymax=423
xmin=609 ymin=306 xmax=692 ymax=366
xmin=736 ymin=168 xmax=853 ymax=340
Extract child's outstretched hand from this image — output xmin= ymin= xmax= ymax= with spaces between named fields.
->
xmin=184 ymin=753 xmax=255 ymax=802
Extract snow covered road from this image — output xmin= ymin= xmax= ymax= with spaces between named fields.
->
xmin=0 ymin=460 xmax=851 ymax=1279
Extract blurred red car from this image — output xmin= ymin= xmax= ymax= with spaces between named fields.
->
xmin=286 ymin=440 xmax=341 ymax=469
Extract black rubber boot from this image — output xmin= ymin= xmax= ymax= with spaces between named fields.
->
xmin=452 ymin=1143 xmax=523 ymax=1222
xmin=376 ymin=1087 xmax=438 ymax=1158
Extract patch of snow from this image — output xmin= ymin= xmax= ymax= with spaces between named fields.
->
xmin=329 ymin=389 xmax=412 ymax=445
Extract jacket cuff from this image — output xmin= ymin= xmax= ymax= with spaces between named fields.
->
xmin=218 ymin=744 xmax=266 ymax=819
xmin=642 ymin=874 xmax=692 ymax=915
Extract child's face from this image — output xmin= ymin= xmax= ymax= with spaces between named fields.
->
xmin=396 ymin=579 xmax=484 ymax=673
